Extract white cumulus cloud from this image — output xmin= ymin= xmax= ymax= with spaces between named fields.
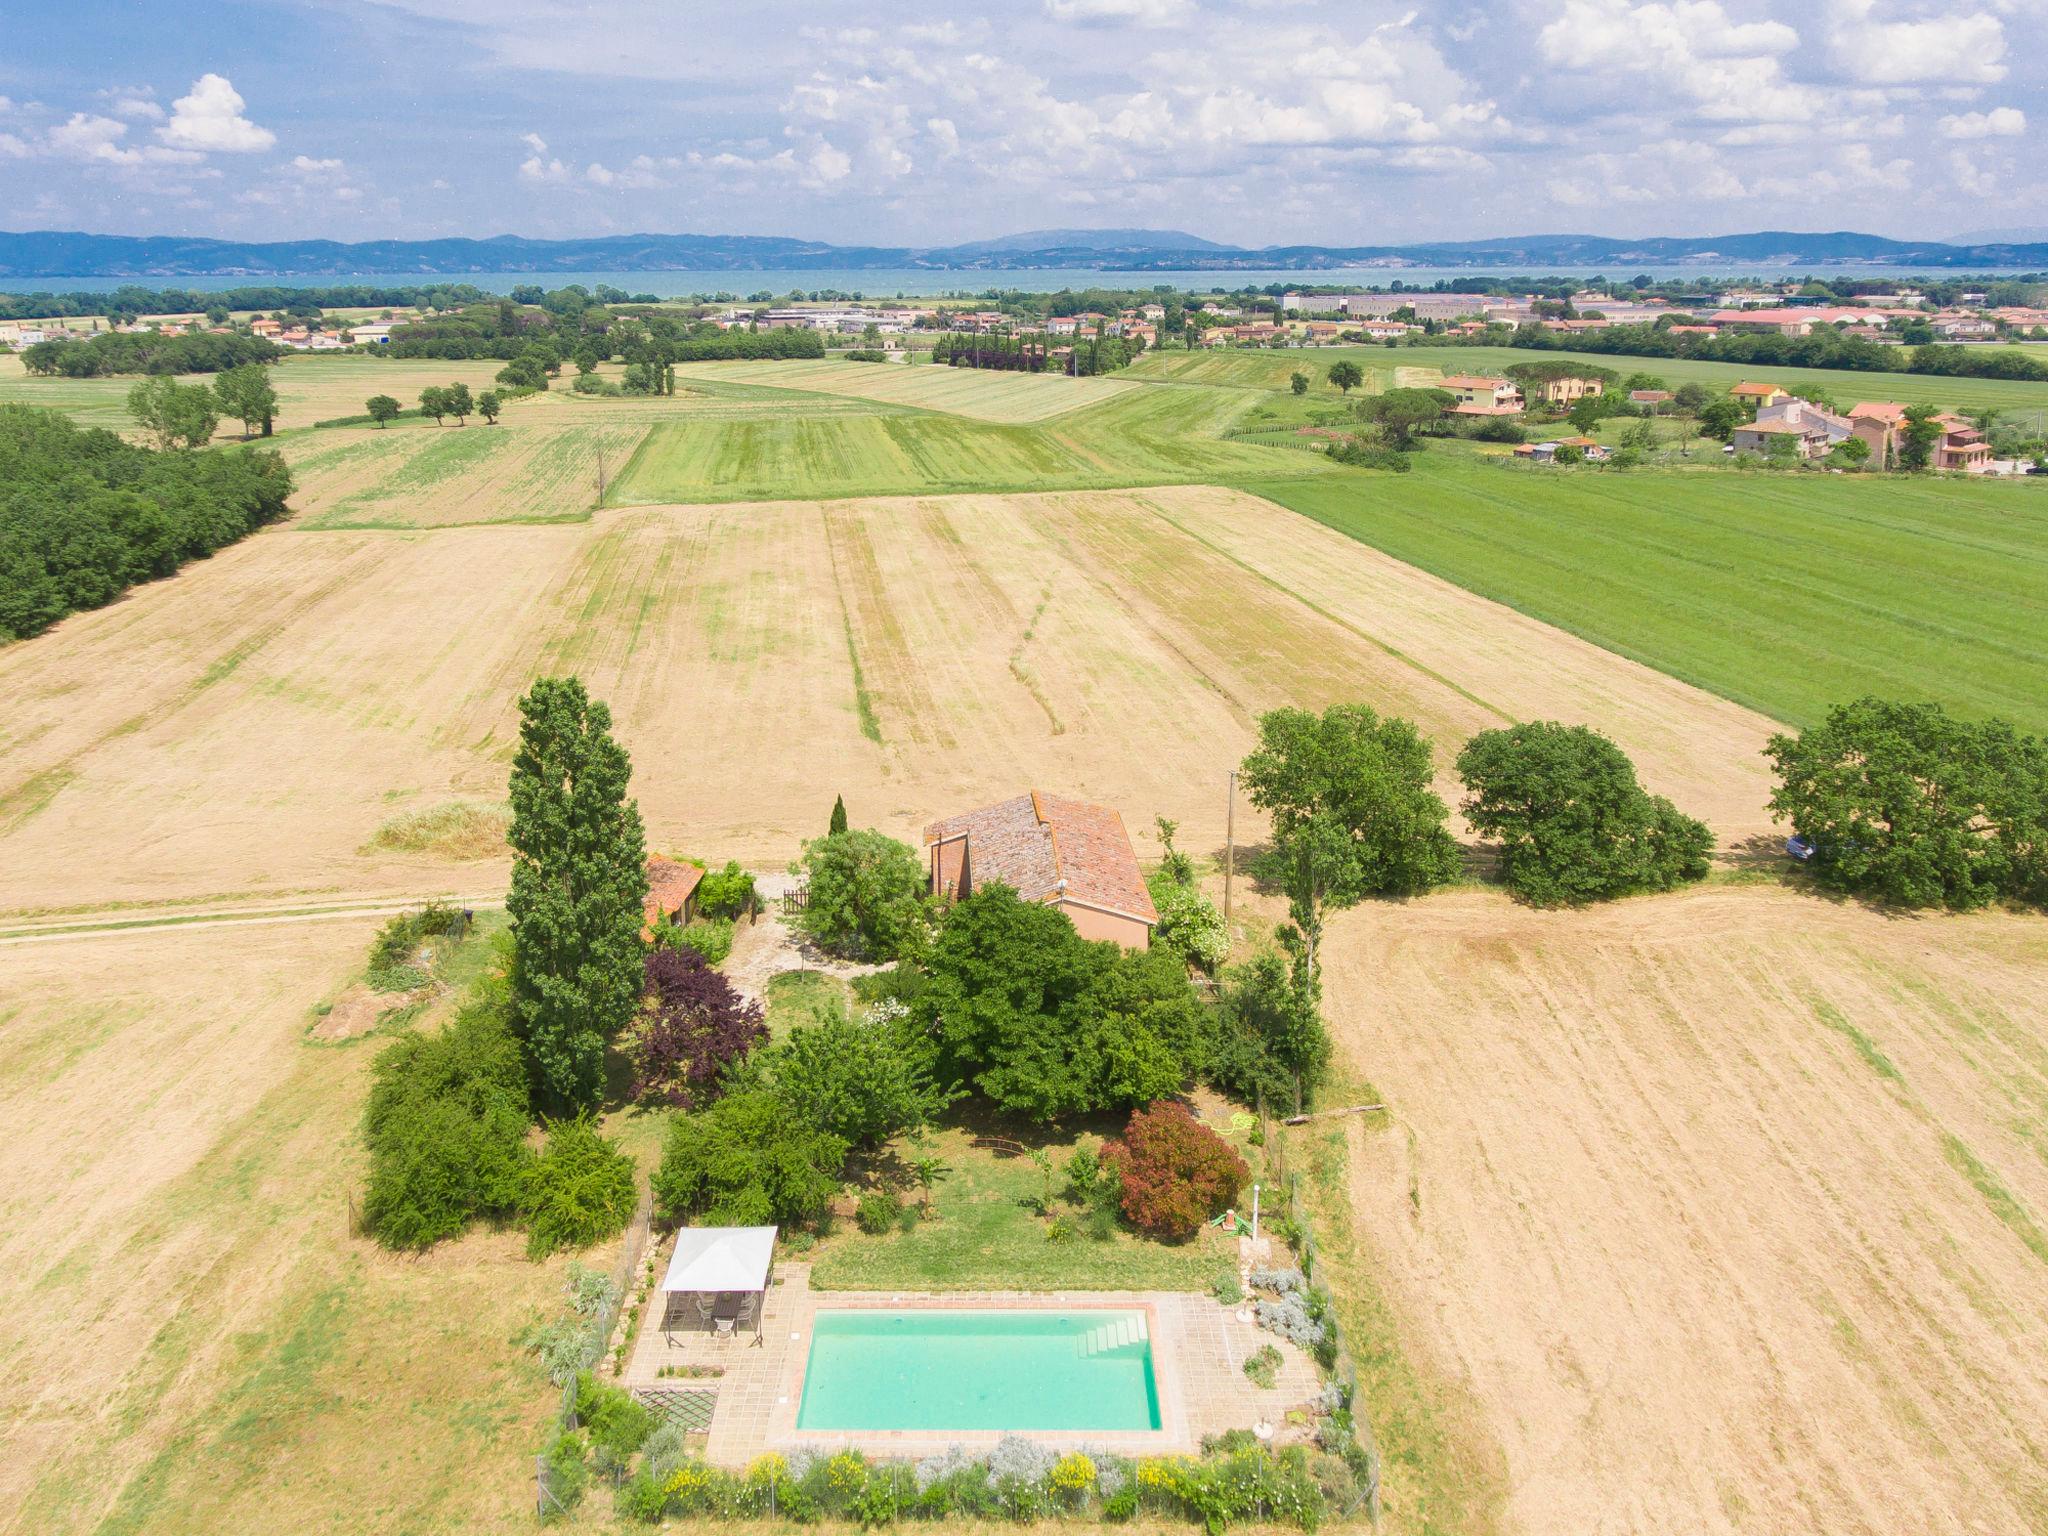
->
xmin=157 ymin=74 xmax=275 ymax=152
xmin=1046 ymin=0 xmax=1192 ymax=25
xmin=1939 ymin=106 xmax=2025 ymax=138
xmin=1828 ymin=0 xmax=2006 ymax=84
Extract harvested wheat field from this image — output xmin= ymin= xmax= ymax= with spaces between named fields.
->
xmin=277 ymin=416 xmax=651 ymax=527
xmin=0 ymin=484 xmax=1776 ymax=920
xmin=0 ymin=919 xmax=566 ymax=1536
xmin=673 ymin=356 xmax=1137 ymax=422
xmin=1323 ymin=886 xmax=2048 ymax=1536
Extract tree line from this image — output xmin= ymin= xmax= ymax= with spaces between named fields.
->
xmin=0 ymin=404 xmax=292 ymax=642
xmin=19 ymin=330 xmax=283 ymax=378
xmin=1469 ymin=319 xmax=2048 ymax=383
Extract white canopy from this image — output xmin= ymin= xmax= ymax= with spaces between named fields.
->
xmin=661 ymin=1225 xmax=777 ymax=1294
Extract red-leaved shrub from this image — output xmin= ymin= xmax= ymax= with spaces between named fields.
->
xmin=1101 ymin=1100 xmax=1248 ymax=1240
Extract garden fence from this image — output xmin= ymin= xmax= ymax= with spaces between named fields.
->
xmin=537 ymin=1180 xmax=657 ymax=1518
xmin=1260 ymin=1103 xmax=1383 ymax=1525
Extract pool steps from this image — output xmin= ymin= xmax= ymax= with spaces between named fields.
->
xmin=1075 ymin=1314 xmax=1149 ymax=1358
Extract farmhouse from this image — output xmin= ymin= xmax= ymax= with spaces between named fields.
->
xmin=1629 ymin=389 xmax=1673 ymax=410
xmin=1439 ymin=375 xmax=1525 ymax=415
xmin=1755 ymin=396 xmax=1854 ymax=446
xmin=1933 ymin=414 xmax=1993 ymax=473
xmin=1731 ymin=420 xmax=1830 ymax=459
xmin=1848 ymin=401 xmax=1906 ymax=467
xmin=924 ymin=791 xmax=1157 ymax=949
xmin=1729 ymin=381 xmax=1787 ymax=408
xmin=1531 ymin=373 xmax=1606 ymax=406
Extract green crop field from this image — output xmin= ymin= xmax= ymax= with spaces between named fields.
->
xmin=1251 ymin=452 xmax=2048 ymax=731
xmin=608 ymin=381 xmax=1337 ymax=503
xmin=1126 ymin=342 xmax=2048 ymax=419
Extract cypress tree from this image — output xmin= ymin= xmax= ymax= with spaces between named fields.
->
xmin=506 ymin=676 xmax=650 ymax=1115
xmin=829 ymin=794 xmax=849 ymax=836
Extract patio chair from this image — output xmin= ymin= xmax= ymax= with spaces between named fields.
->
xmin=693 ymin=1293 xmax=716 ymax=1330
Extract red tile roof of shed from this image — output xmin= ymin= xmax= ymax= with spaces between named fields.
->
xmin=645 ymin=856 xmax=704 ymax=924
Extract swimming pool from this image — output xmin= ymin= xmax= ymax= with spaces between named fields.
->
xmin=794 ymin=1308 xmax=1162 ymax=1431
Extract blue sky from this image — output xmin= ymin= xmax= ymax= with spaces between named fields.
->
xmin=0 ymin=0 xmax=2041 ymax=245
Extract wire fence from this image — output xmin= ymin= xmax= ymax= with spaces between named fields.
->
xmin=1259 ymin=1103 xmax=1383 ymax=1525
xmin=537 ymin=1180 xmax=658 ymax=1518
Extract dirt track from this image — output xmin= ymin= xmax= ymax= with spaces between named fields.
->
xmin=1325 ymin=886 xmax=2048 ymax=1536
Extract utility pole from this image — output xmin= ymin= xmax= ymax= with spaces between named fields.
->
xmin=1223 ymin=769 xmax=1237 ymax=927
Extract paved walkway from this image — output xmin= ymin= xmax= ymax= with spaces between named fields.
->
xmin=620 ymin=1256 xmax=1322 ymax=1466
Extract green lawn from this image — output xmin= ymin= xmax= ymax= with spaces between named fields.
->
xmin=606 ymin=381 xmax=1342 ymax=503
xmin=1127 ymin=342 xmax=2048 ymax=419
xmin=1245 ymin=452 xmax=2048 ymax=731
xmin=806 ymin=1121 xmax=1240 ymax=1292
xmin=762 ymin=970 xmax=851 ymax=1040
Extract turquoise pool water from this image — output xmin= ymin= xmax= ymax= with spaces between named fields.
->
xmin=795 ymin=1308 xmax=1161 ymax=1431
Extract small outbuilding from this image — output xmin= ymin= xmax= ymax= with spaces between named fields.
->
xmin=644 ymin=856 xmax=704 ymax=937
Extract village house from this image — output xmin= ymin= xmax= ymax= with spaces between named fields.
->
xmin=924 ymin=791 xmax=1157 ymax=950
xmin=1439 ymin=375 xmax=1525 ymax=415
xmin=1933 ymin=414 xmax=1993 ymax=473
xmin=1531 ymin=373 xmax=1607 ymax=406
xmin=1754 ymin=395 xmax=1854 ymax=447
xmin=1515 ymin=437 xmax=1611 ymax=464
xmin=1628 ymin=388 xmax=1673 ymax=411
xmin=1848 ymin=401 xmax=1907 ymax=467
xmin=1353 ymin=320 xmax=1415 ymax=341
xmin=1729 ymin=381 xmax=1787 ymax=410
xmin=1731 ymin=419 xmax=1832 ymax=460
xmin=249 ymin=317 xmax=283 ymax=337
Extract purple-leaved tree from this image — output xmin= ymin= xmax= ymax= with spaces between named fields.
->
xmin=632 ymin=946 xmax=767 ymax=1108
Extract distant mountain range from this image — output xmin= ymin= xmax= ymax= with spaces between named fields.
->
xmin=3 ymin=227 xmax=2046 ymax=278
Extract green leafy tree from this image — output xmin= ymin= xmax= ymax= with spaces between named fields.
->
xmin=507 ymin=677 xmax=650 ymax=1115
xmin=126 ymin=376 xmax=219 ymax=450
xmin=366 ymin=393 xmax=402 ymax=428
xmin=1289 ymin=371 xmax=1309 ymax=396
xmin=419 ymin=385 xmax=448 ymax=425
xmin=921 ymin=885 xmax=1204 ymax=1121
xmin=1240 ymin=704 xmax=1460 ymax=976
xmin=829 ymin=793 xmax=849 ymax=836
xmin=1327 ymin=360 xmax=1365 ymax=394
xmin=212 ymin=363 xmax=278 ymax=437
xmin=1899 ymin=404 xmax=1943 ymax=470
xmin=1456 ymin=721 xmax=1714 ymax=905
xmin=1766 ymin=697 xmax=2048 ymax=909
xmin=651 ymin=1089 xmax=848 ymax=1226
xmin=1553 ymin=442 xmax=1586 ymax=465
xmin=1566 ymin=395 xmax=1603 ymax=433
xmin=1672 ymin=382 xmax=1710 ymax=414
xmin=1207 ymin=950 xmax=1331 ymax=1115
xmin=1358 ymin=386 xmax=1453 ymax=448
xmin=1698 ymin=396 xmax=1743 ymax=440
xmin=520 ymin=1117 xmax=639 ymax=1258
xmin=770 ymin=1011 xmax=954 ymax=1148
xmin=793 ymin=828 xmax=929 ymax=961
xmin=478 ymin=389 xmax=503 ymax=424
xmin=446 ymin=382 xmax=475 ymax=425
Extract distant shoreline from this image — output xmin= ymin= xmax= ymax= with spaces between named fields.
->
xmin=4 ymin=262 xmax=2041 ymax=302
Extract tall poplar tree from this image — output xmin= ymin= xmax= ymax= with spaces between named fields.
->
xmin=507 ymin=676 xmax=649 ymax=1114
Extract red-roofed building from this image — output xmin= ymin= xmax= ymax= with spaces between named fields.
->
xmin=924 ymin=791 xmax=1157 ymax=949
xmin=1439 ymin=375 xmax=1524 ymax=415
xmin=644 ymin=856 xmax=704 ymax=937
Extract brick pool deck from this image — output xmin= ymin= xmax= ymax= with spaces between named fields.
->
xmin=619 ymin=1260 xmax=1322 ymax=1466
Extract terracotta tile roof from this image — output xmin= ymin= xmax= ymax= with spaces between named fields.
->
xmin=1848 ymin=401 xmax=1907 ymax=422
xmin=924 ymin=791 xmax=1157 ymax=927
xmin=645 ymin=856 xmax=704 ymax=925
xmin=1730 ymin=381 xmax=1782 ymax=396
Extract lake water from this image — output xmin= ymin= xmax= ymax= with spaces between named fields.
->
xmin=0 ymin=262 xmax=2031 ymax=301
